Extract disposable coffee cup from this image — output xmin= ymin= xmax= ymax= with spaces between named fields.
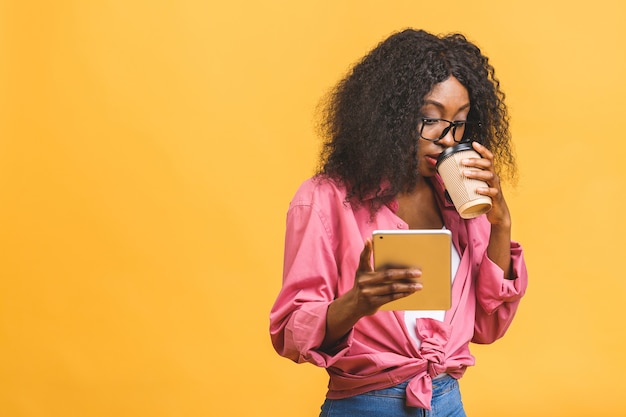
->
xmin=436 ymin=142 xmax=492 ymax=219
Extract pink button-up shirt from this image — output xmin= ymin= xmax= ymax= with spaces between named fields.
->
xmin=270 ymin=175 xmax=528 ymax=409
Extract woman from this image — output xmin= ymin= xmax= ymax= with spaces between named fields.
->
xmin=270 ymin=28 xmax=528 ymax=417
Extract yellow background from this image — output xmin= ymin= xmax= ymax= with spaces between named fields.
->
xmin=1 ymin=1 xmax=625 ymax=416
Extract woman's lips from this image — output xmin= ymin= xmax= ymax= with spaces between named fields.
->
xmin=426 ymin=154 xmax=440 ymax=166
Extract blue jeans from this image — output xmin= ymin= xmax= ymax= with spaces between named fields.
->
xmin=319 ymin=375 xmax=466 ymax=417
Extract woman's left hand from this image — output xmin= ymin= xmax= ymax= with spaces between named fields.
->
xmin=461 ymin=141 xmax=511 ymax=228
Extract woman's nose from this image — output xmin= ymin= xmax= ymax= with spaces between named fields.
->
xmin=436 ymin=131 xmax=456 ymax=148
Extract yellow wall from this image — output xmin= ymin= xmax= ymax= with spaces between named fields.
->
xmin=1 ymin=1 xmax=625 ymax=416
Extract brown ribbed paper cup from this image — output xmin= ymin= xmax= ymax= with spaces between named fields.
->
xmin=436 ymin=142 xmax=492 ymax=219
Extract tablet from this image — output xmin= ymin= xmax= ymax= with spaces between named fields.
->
xmin=372 ymin=229 xmax=452 ymax=311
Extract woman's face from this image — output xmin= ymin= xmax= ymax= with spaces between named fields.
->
xmin=416 ymin=76 xmax=470 ymax=177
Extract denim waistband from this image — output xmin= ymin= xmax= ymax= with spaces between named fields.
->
xmin=430 ymin=374 xmax=457 ymax=396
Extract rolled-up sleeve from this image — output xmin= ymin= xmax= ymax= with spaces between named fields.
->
xmin=269 ymin=198 xmax=353 ymax=367
xmin=472 ymin=241 xmax=528 ymax=344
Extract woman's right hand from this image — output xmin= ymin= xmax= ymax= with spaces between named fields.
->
xmin=321 ymin=239 xmax=422 ymax=350
xmin=350 ymin=238 xmax=423 ymax=317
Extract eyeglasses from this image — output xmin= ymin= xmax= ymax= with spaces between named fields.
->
xmin=418 ymin=118 xmax=480 ymax=143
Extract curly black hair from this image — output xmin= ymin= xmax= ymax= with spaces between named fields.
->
xmin=316 ymin=28 xmax=516 ymax=212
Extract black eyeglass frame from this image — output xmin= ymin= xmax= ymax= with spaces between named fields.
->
xmin=418 ymin=118 xmax=481 ymax=143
